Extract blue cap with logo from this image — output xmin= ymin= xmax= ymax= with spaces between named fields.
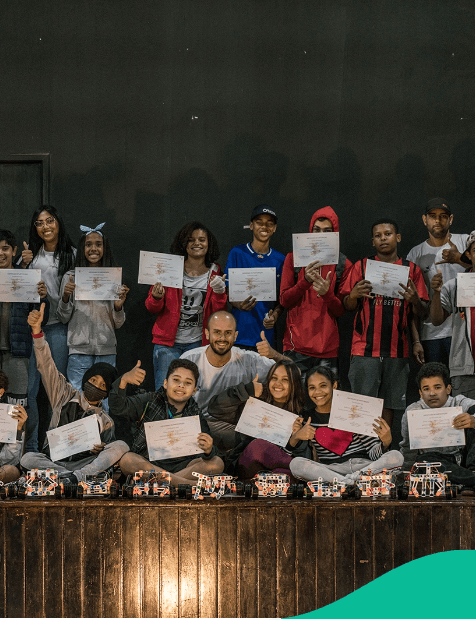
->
xmin=250 ymin=204 xmax=277 ymax=222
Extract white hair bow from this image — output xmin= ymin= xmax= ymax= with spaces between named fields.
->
xmin=79 ymin=222 xmax=106 ymax=237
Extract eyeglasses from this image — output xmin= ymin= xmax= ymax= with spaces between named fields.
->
xmin=34 ymin=216 xmax=56 ymax=228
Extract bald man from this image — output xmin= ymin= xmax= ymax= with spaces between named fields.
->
xmin=180 ymin=311 xmax=288 ymax=449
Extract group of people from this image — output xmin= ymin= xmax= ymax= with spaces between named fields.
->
xmin=0 ymin=198 xmax=474 ymax=490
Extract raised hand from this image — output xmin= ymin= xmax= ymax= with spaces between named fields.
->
xmin=398 ymin=279 xmax=420 ymax=305
xmin=304 ymin=260 xmax=321 ymax=283
xmin=11 ymin=405 xmax=28 ymax=431
xmin=252 ymin=373 xmax=263 ymax=398
xmin=350 ymin=279 xmax=373 ymax=300
xmin=210 ymin=274 xmax=226 ymax=294
xmin=235 ymin=295 xmax=257 ymax=311
xmin=197 ymin=432 xmax=213 ymax=455
xmin=313 ymin=271 xmax=331 ymax=296
xmin=21 ymin=241 xmax=33 ymax=267
xmin=430 ymin=269 xmax=443 ymax=293
xmin=151 ymin=282 xmax=165 ymax=300
xmin=114 ymin=284 xmax=130 ymax=310
xmin=292 ymin=416 xmax=315 ymax=442
xmin=37 ymin=280 xmax=47 ymax=299
xmin=435 ymin=238 xmax=461 ymax=265
xmin=256 ymin=331 xmax=271 ymax=358
xmin=372 ymin=417 xmax=392 ymax=448
xmin=27 ymin=302 xmax=45 ymax=334
xmin=62 ymin=274 xmax=76 ymax=302
xmin=120 ymin=361 xmax=146 ymax=388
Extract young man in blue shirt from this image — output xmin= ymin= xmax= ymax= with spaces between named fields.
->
xmin=225 ymin=205 xmax=285 ymax=349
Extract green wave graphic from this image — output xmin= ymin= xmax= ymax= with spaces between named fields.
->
xmin=290 ymin=550 xmax=476 ymax=619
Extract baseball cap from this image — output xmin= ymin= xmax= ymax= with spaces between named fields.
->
xmin=425 ymin=198 xmax=451 ymax=214
xmin=250 ymin=204 xmax=277 ymax=222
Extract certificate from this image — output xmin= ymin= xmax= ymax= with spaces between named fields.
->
xmin=144 ymin=416 xmax=203 ymax=461
xmin=228 ymin=267 xmax=276 ymax=302
xmin=292 ymin=232 xmax=339 ymax=267
xmin=235 ymin=397 xmax=298 ymax=448
xmin=0 ymin=404 xmax=18 ymax=444
xmin=47 ymin=414 xmax=102 ymax=462
xmin=74 ymin=267 xmax=122 ymax=301
xmin=364 ymin=259 xmax=410 ymax=299
xmin=457 ymin=273 xmax=475 ymax=307
xmin=328 ymin=390 xmax=383 ymax=438
xmin=407 ymin=407 xmax=465 ymax=450
xmin=138 ymin=251 xmax=184 ymax=289
xmin=0 ymin=269 xmax=41 ymax=302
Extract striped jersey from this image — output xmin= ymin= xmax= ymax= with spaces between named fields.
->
xmin=307 ymin=410 xmax=383 ymax=464
xmin=340 ymin=256 xmax=428 ymax=358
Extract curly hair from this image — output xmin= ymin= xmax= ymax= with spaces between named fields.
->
xmin=0 ymin=369 xmax=8 ymax=394
xmin=416 ymin=362 xmax=451 ymax=388
xmin=27 ymin=206 xmax=76 ymax=279
xmin=260 ymin=360 xmax=305 ymax=413
xmin=169 ymin=221 xmax=220 ymax=267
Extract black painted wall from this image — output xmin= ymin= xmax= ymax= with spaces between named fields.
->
xmin=0 ymin=0 xmax=474 ymax=396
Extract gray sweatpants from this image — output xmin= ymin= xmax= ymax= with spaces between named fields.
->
xmin=290 ymin=450 xmax=404 ymax=482
xmin=21 ymin=440 xmax=129 ymax=483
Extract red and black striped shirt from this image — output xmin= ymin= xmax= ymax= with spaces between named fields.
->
xmin=341 ymin=256 xmax=428 ymax=358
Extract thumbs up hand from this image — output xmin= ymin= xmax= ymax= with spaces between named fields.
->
xmin=313 ymin=271 xmax=332 ymax=296
xmin=28 ymin=302 xmax=46 ymax=334
xmin=430 ymin=269 xmax=444 ymax=293
xmin=62 ymin=274 xmax=76 ymax=302
xmin=256 ymin=330 xmax=272 ymax=358
xmin=435 ymin=236 xmax=461 ymax=265
xmin=210 ymin=274 xmax=226 ymax=294
xmin=120 ymin=360 xmax=146 ymax=389
xmin=252 ymin=373 xmax=263 ymax=398
xmin=290 ymin=416 xmax=315 ymax=446
xmin=21 ymin=241 xmax=33 ymax=267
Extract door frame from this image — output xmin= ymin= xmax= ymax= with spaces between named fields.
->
xmin=0 ymin=152 xmax=50 ymax=204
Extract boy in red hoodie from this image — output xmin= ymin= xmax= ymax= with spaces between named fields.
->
xmin=280 ymin=206 xmax=353 ymax=375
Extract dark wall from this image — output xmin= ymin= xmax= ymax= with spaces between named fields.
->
xmin=0 ymin=0 xmax=474 ymax=392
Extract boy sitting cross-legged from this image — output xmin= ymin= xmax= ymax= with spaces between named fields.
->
xmin=400 ymin=361 xmax=474 ymax=487
xmin=109 ymin=359 xmax=224 ymax=485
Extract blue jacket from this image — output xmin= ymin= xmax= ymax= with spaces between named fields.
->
xmin=1 ymin=265 xmax=49 ymax=358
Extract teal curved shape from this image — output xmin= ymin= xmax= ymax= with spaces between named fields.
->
xmin=291 ymin=550 xmax=476 ymax=619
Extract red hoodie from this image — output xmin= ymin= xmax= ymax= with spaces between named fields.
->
xmin=280 ymin=206 xmax=353 ymax=358
xmin=145 ymin=263 xmax=227 ymax=346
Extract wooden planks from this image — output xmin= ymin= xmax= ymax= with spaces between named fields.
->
xmin=0 ymin=497 xmax=473 ymax=618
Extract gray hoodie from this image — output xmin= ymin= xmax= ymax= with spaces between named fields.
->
xmin=56 ymin=270 xmax=125 ymax=355
xmin=400 ymin=393 xmax=474 ymax=468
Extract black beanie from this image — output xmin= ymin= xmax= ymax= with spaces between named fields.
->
xmin=81 ymin=363 xmax=118 ymax=395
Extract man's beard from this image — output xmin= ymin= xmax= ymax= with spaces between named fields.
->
xmin=209 ymin=340 xmax=233 ymax=356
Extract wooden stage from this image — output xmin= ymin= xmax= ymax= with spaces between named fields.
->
xmin=0 ymin=497 xmax=474 ymax=618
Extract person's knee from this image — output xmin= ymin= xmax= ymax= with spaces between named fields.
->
xmin=20 ymin=451 xmax=39 ymax=470
xmin=386 ymin=450 xmax=404 ymax=467
xmin=118 ymin=451 xmax=140 ymax=475
xmin=105 ymin=440 xmax=130 ymax=459
xmin=290 ymin=457 xmax=308 ymax=478
xmin=206 ymin=456 xmax=224 ymax=474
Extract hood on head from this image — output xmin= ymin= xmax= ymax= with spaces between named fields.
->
xmin=309 ymin=206 xmax=339 ymax=233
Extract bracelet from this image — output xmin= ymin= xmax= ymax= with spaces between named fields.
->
xmin=32 ymin=331 xmax=44 ymax=339
xmin=413 ymin=340 xmax=420 ymax=345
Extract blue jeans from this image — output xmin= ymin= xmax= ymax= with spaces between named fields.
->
xmin=67 ymin=353 xmax=117 ymax=412
xmin=422 ymin=337 xmax=451 ymax=367
xmin=153 ymin=341 xmax=201 ymax=391
xmin=26 ymin=322 xmax=69 ymax=453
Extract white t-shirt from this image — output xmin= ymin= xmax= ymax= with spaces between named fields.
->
xmin=407 ymin=233 xmax=468 ymax=340
xmin=180 ymin=346 xmax=275 ymax=416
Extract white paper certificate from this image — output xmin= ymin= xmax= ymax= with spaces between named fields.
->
xmin=0 ymin=269 xmax=41 ymax=302
xmin=228 ymin=267 xmax=276 ymax=302
xmin=407 ymin=407 xmax=465 ymax=450
xmin=138 ymin=251 xmax=184 ymax=288
xmin=364 ymin=259 xmax=410 ymax=299
xmin=328 ymin=390 xmax=383 ymax=437
xmin=74 ymin=268 xmax=122 ymax=301
xmin=0 ymin=404 xmax=18 ymax=444
xmin=47 ymin=414 xmax=102 ymax=462
xmin=144 ymin=416 xmax=203 ymax=461
xmin=457 ymin=273 xmax=475 ymax=307
xmin=235 ymin=397 xmax=298 ymax=448
xmin=292 ymin=232 xmax=339 ymax=267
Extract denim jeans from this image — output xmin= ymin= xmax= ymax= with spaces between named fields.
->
xmin=25 ymin=322 xmax=69 ymax=453
xmin=153 ymin=341 xmax=201 ymax=390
